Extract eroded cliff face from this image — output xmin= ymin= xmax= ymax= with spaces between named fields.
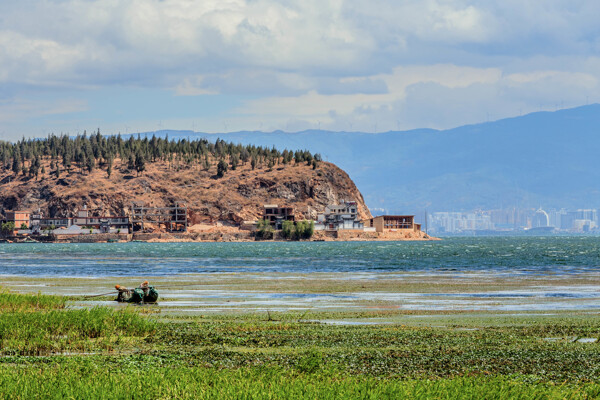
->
xmin=0 ymin=159 xmax=371 ymax=223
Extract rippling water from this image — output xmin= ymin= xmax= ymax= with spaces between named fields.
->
xmin=0 ymin=237 xmax=599 ymax=277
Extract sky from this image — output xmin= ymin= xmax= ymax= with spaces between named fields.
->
xmin=1 ymin=0 xmax=599 ymax=140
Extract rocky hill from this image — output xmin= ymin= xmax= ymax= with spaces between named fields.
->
xmin=0 ymin=157 xmax=371 ymax=225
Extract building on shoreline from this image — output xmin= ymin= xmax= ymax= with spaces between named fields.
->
xmin=362 ymin=215 xmax=421 ymax=233
xmin=4 ymin=210 xmax=31 ymax=229
xmin=314 ymin=200 xmax=365 ymax=231
xmin=31 ymin=217 xmax=71 ymax=230
xmin=72 ymin=206 xmax=129 ymax=232
xmin=4 ymin=205 xmax=130 ymax=235
xmin=130 ymin=202 xmax=187 ymax=232
xmin=263 ymin=204 xmax=295 ymax=230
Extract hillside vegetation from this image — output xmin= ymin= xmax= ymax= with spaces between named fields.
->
xmin=0 ymin=133 xmax=371 ymax=223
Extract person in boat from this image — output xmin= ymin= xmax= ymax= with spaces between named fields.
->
xmin=115 ymin=281 xmax=159 ymax=303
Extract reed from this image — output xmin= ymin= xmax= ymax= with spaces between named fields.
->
xmin=0 ymin=289 xmax=66 ymax=312
xmin=0 ymin=360 xmax=598 ymax=400
xmin=2 ymin=290 xmax=600 ymax=398
xmin=0 ymin=307 xmax=155 ymax=355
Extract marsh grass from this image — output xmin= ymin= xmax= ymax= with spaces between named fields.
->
xmin=0 ymin=307 xmax=155 ymax=355
xmin=0 ymin=289 xmax=66 ymax=312
xmin=2 ymin=290 xmax=600 ymax=398
xmin=147 ymin=317 xmax=600 ymax=382
xmin=0 ymin=359 xmax=599 ymax=399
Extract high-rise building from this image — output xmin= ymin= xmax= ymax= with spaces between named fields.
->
xmin=561 ymin=212 xmax=578 ymax=230
xmin=531 ymin=208 xmax=550 ymax=228
xmin=547 ymin=209 xmax=566 ymax=228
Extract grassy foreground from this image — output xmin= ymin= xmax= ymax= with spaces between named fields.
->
xmin=2 ymin=291 xmax=600 ymax=399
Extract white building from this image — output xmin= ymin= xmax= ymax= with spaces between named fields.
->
xmin=315 ymin=201 xmax=364 ymax=231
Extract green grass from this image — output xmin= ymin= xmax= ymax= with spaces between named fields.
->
xmin=0 ymin=307 xmax=155 ymax=355
xmin=0 ymin=289 xmax=66 ymax=312
xmin=1 ymin=359 xmax=599 ymax=399
xmin=146 ymin=318 xmax=600 ymax=382
xmin=2 ymin=291 xmax=600 ymax=398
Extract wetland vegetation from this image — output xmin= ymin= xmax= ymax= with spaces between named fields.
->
xmin=2 ymin=290 xmax=600 ymax=399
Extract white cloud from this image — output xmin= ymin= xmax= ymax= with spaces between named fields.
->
xmin=0 ymin=31 xmax=85 ymax=83
xmin=0 ymin=1 xmax=600 ymax=135
xmin=3 ymin=0 xmax=596 ymax=87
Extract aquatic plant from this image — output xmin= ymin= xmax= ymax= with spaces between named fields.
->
xmin=0 ymin=307 xmax=155 ymax=355
xmin=0 ymin=289 xmax=66 ymax=312
xmin=0 ymin=361 xmax=598 ymax=399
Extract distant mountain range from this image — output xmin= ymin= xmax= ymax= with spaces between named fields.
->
xmin=130 ymin=104 xmax=600 ymax=215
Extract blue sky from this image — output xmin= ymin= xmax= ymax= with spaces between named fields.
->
xmin=1 ymin=0 xmax=599 ymax=140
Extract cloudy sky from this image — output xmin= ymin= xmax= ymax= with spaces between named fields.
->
xmin=1 ymin=0 xmax=599 ymax=139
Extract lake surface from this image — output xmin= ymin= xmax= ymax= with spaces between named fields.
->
xmin=1 ymin=237 xmax=599 ymax=314
xmin=0 ymin=237 xmax=599 ymax=277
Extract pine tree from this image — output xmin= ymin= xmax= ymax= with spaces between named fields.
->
xmin=135 ymin=150 xmax=146 ymax=176
xmin=86 ymin=155 xmax=95 ymax=173
xmin=217 ymin=159 xmax=228 ymax=178
xmin=107 ymin=155 xmax=113 ymax=178
xmin=11 ymin=157 xmax=20 ymax=175
xmin=128 ymin=153 xmax=135 ymax=170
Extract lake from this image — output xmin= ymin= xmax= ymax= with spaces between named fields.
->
xmin=1 ymin=237 xmax=599 ymax=276
xmin=1 ymin=237 xmax=599 ymax=314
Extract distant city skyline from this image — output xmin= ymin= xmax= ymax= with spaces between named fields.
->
xmin=1 ymin=1 xmax=600 ymax=140
xmin=427 ymin=207 xmax=599 ymax=234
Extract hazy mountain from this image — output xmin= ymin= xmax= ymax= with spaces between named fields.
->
xmin=132 ymin=104 xmax=600 ymax=214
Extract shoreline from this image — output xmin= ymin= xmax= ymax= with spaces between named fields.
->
xmin=2 ymin=270 xmax=599 ymax=317
xmin=2 ymin=229 xmax=439 ymax=243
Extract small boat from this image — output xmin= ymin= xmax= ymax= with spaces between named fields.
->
xmin=115 ymin=281 xmax=159 ymax=303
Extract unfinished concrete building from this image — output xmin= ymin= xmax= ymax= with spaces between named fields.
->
xmin=263 ymin=204 xmax=295 ymax=230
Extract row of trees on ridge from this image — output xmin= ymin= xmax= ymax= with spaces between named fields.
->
xmin=0 ymin=131 xmax=322 ymax=179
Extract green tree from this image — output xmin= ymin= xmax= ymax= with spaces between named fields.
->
xmin=30 ymin=156 xmax=40 ymax=179
xmin=1 ymin=221 xmax=15 ymax=235
xmin=86 ymin=155 xmax=95 ymax=173
xmin=63 ymin=151 xmax=72 ymax=172
xmin=216 ymin=159 xmax=228 ymax=178
xmin=127 ymin=153 xmax=135 ymax=170
xmin=255 ymin=219 xmax=274 ymax=240
xmin=11 ymin=157 xmax=20 ymax=175
xmin=135 ymin=150 xmax=146 ymax=176
xmin=281 ymin=220 xmax=294 ymax=239
xmin=294 ymin=220 xmax=314 ymax=240
xmin=106 ymin=154 xmax=113 ymax=178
